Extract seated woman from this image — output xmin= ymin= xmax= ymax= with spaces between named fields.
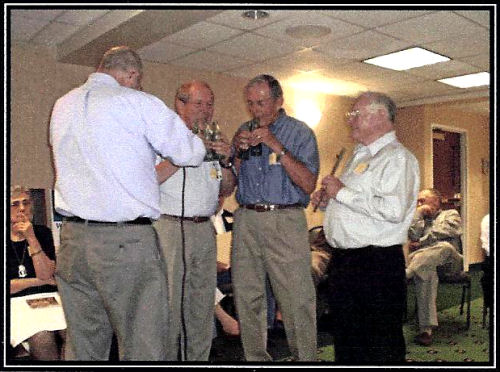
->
xmin=8 ymin=186 xmax=66 ymax=360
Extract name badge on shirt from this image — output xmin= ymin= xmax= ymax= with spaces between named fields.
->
xmin=354 ymin=162 xmax=369 ymax=174
xmin=211 ymin=163 xmax=222 ymax=180
xmin=269 ymin=152 xmax=278 ymax=165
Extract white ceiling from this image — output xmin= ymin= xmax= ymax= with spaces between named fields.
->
xmin=7 ymin=5 xmax=493 ymax=113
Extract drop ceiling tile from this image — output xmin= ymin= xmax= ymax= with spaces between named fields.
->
xmin=459 ymin=54 xmax=490 ymax=71
xmin=270 ymin=49 xmax=352 ymax=73
xmin=31 ymin=22 xmax=80 ymax=46
xmin=10 ymin=9 xmax=65 ymax=22
xmin=10 ymin=15 xmax=49 ymax=42
xmin=207 ymin=33 xmax=300 ymax=62
xmin=454 ymin=10 xmax=491 ymax=28
xmin=392 ymin=80 xmax=462 ymax=96
xmin=138 ymin=40 xmax=196 ymax=63
xmin=376 ymin=11 xmax=487 ymax=44
xmin=423 ymin=30 xmax=490 ymax=59
xmin=56 ymin=9 xmax=110 ymax=25
xmin=205 ymin=9 xmax=297 ymax=31
xmin=323 ymin=61 xmax=425 ymax=88
xmin=314 ymin=30 xmax=411 ymax=60
xmin=321 ymin=9 xmax=433 ymax=28
xmin=225 ymin=61 xmax=296 ymax=82
xmin=162 ymin=21 xmax=243 ymax=49
xmin=169 ymin=50 xmax=253 ymax=73
xmin=405 ymin=60 xmax=480 ymax=80
xmin=253 ymin=11 xmax=364 ymax=48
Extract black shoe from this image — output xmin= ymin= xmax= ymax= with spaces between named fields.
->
xmin=414 ymin=332 xmax=432 ymax=346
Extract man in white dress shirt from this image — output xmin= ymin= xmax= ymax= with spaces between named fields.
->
xmin=312 ymin=91 xmax=420 ymax=364
xmin=153 ymin=81 xmax=236 ymax=360
xmin=50 ymin=46 xmax=206 ymax=360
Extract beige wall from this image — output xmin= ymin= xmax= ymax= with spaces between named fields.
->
xmin=397 ymin=102 xmax=490 ymax=266
xmin=10 ymin=42 xmax=490 ymax=265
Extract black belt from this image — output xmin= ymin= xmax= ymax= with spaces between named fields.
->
xmin=64 ymin=216 xmax=152 ymax=225
xmin=242 ymin=203 xmax=303 ymax=212
xmin=162 ymin=214 xmax=210 ymax=223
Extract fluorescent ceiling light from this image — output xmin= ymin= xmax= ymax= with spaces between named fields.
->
xmin=438 ymin=72 xmax=490 ymax=88
xmin=363 ymin=47 xmax=450 ymax=71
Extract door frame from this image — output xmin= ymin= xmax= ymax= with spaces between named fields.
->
xmin=430 ymin=123 xmax=469 ymax=270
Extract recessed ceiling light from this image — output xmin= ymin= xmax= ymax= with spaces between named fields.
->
xmin=242 ymin=10 xmax=269 ymax=20
xmin=363 ymin=47 xmax=450 ymax=71
xmin=285 ymin=25 xmax=331 ymax=39
xmin=438 ymin=72 xmax=490 ymax=88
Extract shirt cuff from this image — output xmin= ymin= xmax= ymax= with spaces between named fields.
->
xmin=335 ymin=186 xmax=354 ymax=204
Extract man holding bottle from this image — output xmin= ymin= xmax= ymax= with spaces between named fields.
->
xmin=230 ymin=74 xmax=320 ymax=361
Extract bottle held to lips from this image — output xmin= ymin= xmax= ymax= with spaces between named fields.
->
xmin=249 ymin=118 xmax=262 ymax=156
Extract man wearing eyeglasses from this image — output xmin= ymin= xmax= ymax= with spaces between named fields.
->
xmin=153 ymin=80 xmax=235 ymax=361
xmin=231 ymin=74 xmax=320 ymax=361
xmin=312 ymin=92 xmax=420 ymax=364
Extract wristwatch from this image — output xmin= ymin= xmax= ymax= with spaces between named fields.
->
xmin=278 ymin=147 xmax=288 ymax=158
xmin=219 ymin=159 xmax=233 ymax=169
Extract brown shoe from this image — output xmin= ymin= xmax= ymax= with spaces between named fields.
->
xmin=415 ymin=332 xmax=432 ymax=346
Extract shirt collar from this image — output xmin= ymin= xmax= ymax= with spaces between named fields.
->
xmin=87 ymin=72 xmax=121 ymax=87
xmin=354 ymin=130 xmax=397 ymax=157
xmin=269 ymin=108 xmax=286 ymax=129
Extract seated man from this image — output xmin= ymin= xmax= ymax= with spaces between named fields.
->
xmin=406 ymin=188 xmax=463 ymax=346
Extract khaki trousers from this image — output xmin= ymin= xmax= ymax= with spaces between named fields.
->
xmin=409 ymin=242 xmax=463 ymax=328
xmin=231 ymin=207 xmax=317 ymax=361
xmin=153 ymin=217 xmax=216 ymax=361
xmin=55 ymin=221 xmax=169 ymax=361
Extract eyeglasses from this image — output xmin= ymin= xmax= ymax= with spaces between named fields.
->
xmin=10 ymin=199 xmax=31 ymax=208
xmin=345 ymin=110 xmax=360 ymax=120
xmin=247 ymin=96 xmax=274 ymax=108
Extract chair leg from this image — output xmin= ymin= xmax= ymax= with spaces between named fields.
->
xmin=482 ymin=300 xmax=487 ymax=328
xmin=460 ymin=285 xmax=466 ymax=315
xmin=465 ymin=282 xmax=471 ymax=330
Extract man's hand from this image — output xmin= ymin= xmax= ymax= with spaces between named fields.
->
xmin=311 ymin=189 xmax=329 ymax=210
xmin=249 ymin=127 xmax=280 ymax=151
xmin=208 ymin=133 xmax=233 ymax=159
xmin=321 ymin=175 xmax=345 ymax=200
xmin=233 ymin=130 xmax=252 ymax=152
xmin=409 ymin=241 xmax=421 ymax=252
xmin=217 ymin=261 xmax=229 ymax=273
xmin=417 ymin=204 xmax=435 ymax=217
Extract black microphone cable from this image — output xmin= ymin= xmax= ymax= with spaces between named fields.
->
xmin=180 ymin=166 xmax=188 ymax=361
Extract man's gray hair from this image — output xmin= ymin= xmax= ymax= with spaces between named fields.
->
xmin=245 ymin=74 xmax=283 ymax=99
xmin=97 ymin=46 xmax=143 ymax=74
xmin=361 ymin=91 xmax=397 ymax=123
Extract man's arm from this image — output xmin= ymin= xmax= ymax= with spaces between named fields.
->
xmin=250 ymin=126 xmax=318 ymax=195
xmin=418 ymin=209 xmax=462 ymax=248
xmin=156 ymin=159 xmax=179 ymax=184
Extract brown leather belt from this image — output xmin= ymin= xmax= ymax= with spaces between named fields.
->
xmin=64 ymin=216 xmax=152 ymax=225
xmin=242 ymin=203 xmax=303 ymax=212
xmin=162 ymin=214 xmax=210 ymax=223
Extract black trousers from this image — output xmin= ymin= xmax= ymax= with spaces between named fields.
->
xmin=327 ymin=244 xmax=407 ymax=365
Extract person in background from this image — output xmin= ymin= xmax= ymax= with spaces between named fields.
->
xmin=50 ymin=46 xmax=205 ymax=361
xmin=8 ymin=186 xmax=66 ymax=360
xmin=312 ymin=91 xmax=419 ymax=364
xmin=153 ymin=80 xmax=235 ymax=361
xmin=406 ymin=188 xmax=463 ymax=346
xmin=480 ymin=213 xmax=492 ymax=324
xmin=231 ymin=74 xmax=319 ymax=361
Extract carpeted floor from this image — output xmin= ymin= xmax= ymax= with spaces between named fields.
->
xmin=209 ymin=269 xmax=493 ymax=366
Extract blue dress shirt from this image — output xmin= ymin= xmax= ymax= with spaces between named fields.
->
xmin=236 ymin=109 xmax=319 ymax=207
